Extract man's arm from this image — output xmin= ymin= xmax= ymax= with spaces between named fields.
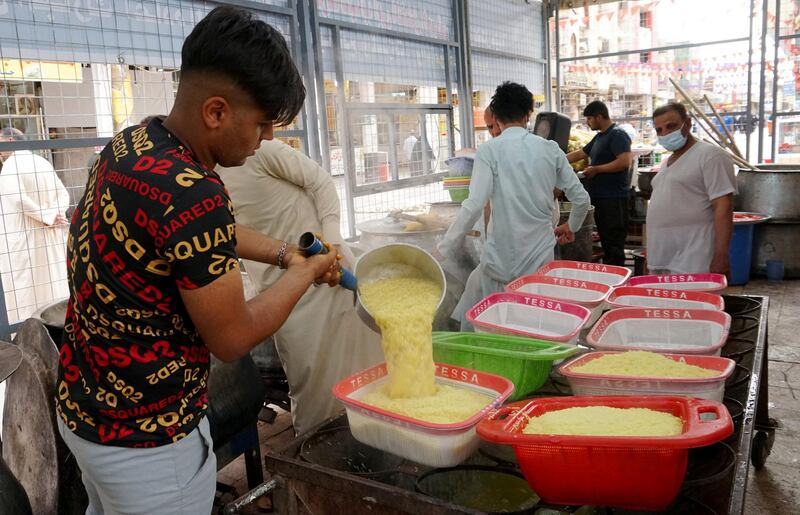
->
xmin=583 ymin=151 xmax=632 ymax=178
xmin=709 ymin=194 xmax=733 ymax=276
xmin=566 ymin=149 xmax=587 ymax=163
xmin=257 ymin=141 xmax=344 ymax=245
xmin=554 ymin=148 xmax=591 ymax=236
xmin=180 ymin=251 xmax=337 ymax=362
xmin=235 ymin=223 xmax=294 ymax=265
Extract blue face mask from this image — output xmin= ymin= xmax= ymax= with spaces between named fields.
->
xmin=658 ymin=124 xmax=688 ymax=151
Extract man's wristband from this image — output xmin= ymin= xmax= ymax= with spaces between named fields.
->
xmin=276 ymin=241 xmax=289 ymax=269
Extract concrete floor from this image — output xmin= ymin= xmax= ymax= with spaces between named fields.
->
xmin=218 ymin=278 xmax=800 ymax=514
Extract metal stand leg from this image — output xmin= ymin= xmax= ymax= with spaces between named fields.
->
xmin=752 ymin=325 xmax=777 ymax=470
xmin=243 ymin=426 xmax=265 ymax=490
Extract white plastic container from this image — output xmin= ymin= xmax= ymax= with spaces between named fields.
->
xmin=333 ymin=363 xmax=513 ymax=468
xmin=506 ymin=274 xmax=611 ymax=326
xmin=536 ymin=260 xmax=632 ymax=287
xmin=607 ymin=287 xmax=725 ymax=311
xmin=587 ymin=308 xmax=732 ymax=355
xmin=627 ymin=273 xmax=728 ymax=293
xmin=466 ymin=292 xmax=590 ymax=346
xmin=559 ymin=351 xmax=736 ymax=401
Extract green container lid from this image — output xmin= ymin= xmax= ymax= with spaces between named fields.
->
xmin=432 ymin=331 xmax=580 ymax=401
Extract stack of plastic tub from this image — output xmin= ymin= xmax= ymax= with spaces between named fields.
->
xmin=607 ymin=287 xmax=725 ymax=311
xmin=536 ymin=260 xmax=631 ymax=287
xmin=586 ymin=307 xmax=732 ymax=356
xmin=506 ymin=274 xmax=611 ymax=326
xmin=559 ymin=351 xmax=736 ymax=401
xmin=626 ymin=273 xmax=728 ymax=293
xmin=332 ymin=362 xmax=513 ymax=468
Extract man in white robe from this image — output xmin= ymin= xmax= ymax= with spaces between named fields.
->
xmin=218 ymin=138 xmax=383 ymax=435
xmin=0 ymin=127 xmax=70 ymax=322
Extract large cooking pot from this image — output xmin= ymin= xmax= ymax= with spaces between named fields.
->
xmin=357 ymin=217 xmax=446 ymax=254
xmin=428 ymin=202 xmax=484 ymax=269
xmin=32 ymin=298 xmax=68 ymax=344
xmin=353 ymin=243 xmax=446 ymax=333
xmin=752 ymin=222 xmax=800 ymax=278
xmin=637 ymin=170 xmax=658 ymax=195
xmin=735 ymin=165 xmax=800 ymax=221
xmin=558 ymin=203 xmax=595 ymax=262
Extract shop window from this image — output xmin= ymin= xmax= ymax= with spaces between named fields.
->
xmin=640 ymin=11 xmax=652 ymax=29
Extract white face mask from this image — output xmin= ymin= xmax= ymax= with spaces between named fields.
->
xmin=658 ymin=123 xmax=688 ymax=151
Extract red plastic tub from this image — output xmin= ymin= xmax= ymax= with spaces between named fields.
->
xmin=333 ymin=362 xmax=513 ymax=467
xmin=506 ymin=274 xmax=611 ymax=326
xmin=536 ymin=260 xmax=632 ymax=287
xmin=607 ymin=286 xmax=725 ymax=311
xmin=477 ymin=396 xmax=733 ymax=510
xmin=466 ymin=292 xmax=590 ymax=345
xmin=559 ymin=351 xmax=736 ymax=401
xmin=627 ymin=273 xmax=728 ymax=293
xmin=587 ymin=307 xmax=732 ymax=355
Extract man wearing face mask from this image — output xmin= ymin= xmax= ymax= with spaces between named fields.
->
xmin=646 ymin=102 xmax=736 ymax=275
xmin=567 ymin=100 xmax=632 ymax=266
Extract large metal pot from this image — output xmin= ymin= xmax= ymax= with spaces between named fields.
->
xmin=428 ymin=202 xmax=484 ymax=269
xmin=752 ymin=222 xmax=800 ymax=278
xmin=558 ymin=203 xmax=595 ymax=262
xmin=736 ymin=165 xmax=800 ymax=221
xmin=637 ymin=171 xmax=658 ymax=195
xmin=357 ymin=217 xmax=446 ymax=254
xmin=353 ymin=243 xmax=446 ymax=333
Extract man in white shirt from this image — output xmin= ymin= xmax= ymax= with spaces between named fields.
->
xmin=439 ymin=82 xmax=590 ymax=330
xmin=646 ymin=102 xmax=736 ymax=275
xmin=218 ymin=138 xmax=383 ymax=434
xmin=402 ymin=131 xmax=418 ymax=163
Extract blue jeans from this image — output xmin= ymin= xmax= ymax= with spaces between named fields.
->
xmin=57 ymin=416 xmax=216 ymax=515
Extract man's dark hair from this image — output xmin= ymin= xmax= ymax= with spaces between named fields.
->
xmin=488 ymin=82 xmax=533 ymax=124
xmin=140 ymin=115 xmax=166 ymax=126
xmin=653 ymin=101 xmax=689 ymax=121
xmin=583 ymin=100 xmax=609 ymax=119
xmin=181 ymin=6 xmax=305 ymax=126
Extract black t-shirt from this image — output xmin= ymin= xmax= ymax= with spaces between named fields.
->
xmin=55 ymin=119 xmax=238 ymax=447
xmin=582 ymin=123 xmax=632 ymax=199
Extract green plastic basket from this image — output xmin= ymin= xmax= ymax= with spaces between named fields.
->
xmin=432 ymin=331 xmax=580 ymax=401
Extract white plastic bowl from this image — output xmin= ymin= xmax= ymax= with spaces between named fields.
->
xmin=536 ymin=260 xmax=632 ymax=287
xmin=466 ymin=292 xmax=591 ymax=346
xmin=587 ymin=308 xmax=732 ymax=356
xmin=559 ymin=351 xmax=736 ymax=401
xmin=506 ymin=274 xmax=611 ymax=327
xmin=333 ymin=363 xmax=513 ymax=468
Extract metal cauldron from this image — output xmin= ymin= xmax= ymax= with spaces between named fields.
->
xmin=558 ymin=203 xmax=595 ymax=262
xmin=637 ymin=170 xmax=658 ymax=195
xmin=356 ymin=217 xmax=446 ymax=254
xmin=354 ymin=244 xmax=446 ymax=333
xmin=32 ymin=298 xmax=68 ymax=344
xmin=735 ymin=164 xmax=800 ymax=221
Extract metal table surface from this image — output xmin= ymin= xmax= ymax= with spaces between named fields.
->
xmin=227 ymin=294 xmax=773 ymax=515
xmin=726 ymin=294 xmax=774 ymax=514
